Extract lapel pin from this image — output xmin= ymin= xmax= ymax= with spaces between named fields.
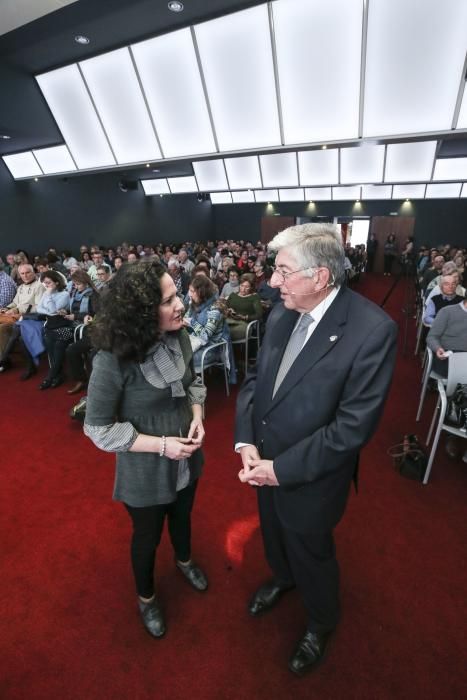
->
xmin=329 ymin=335 xmax=338 ymax=342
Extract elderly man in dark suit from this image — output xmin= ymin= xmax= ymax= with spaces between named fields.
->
xmin=235 ymin=224 xmax=397 ymax=676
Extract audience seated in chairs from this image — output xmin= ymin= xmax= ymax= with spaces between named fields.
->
xmin=0 ymin=263 xmax=45 ymax=376
xmin=257 ymin=266 xmax=281 ymax=313
xmin=40 ymin=270 xmax=97 ymax=390
xmin=225 ymin=273 xmax=263 ymax=341
xmin=220 ymin=268 xmax=240 ymax=299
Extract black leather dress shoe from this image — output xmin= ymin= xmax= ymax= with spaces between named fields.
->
xmin=288 ymin=630 xmax=333 ymax=676
xmin=20 ymin=366 xmax=37 ymax=381
xmin=248 ymin=579 xmax=293 ymax=616
xmin=39 ymin=378 xmax=52 ymax=390
xmin=50 ymin=376 xmax=64 ymax=388
xmin=137 ymin=598 xmax=166 ymax=638
xmin=176 ymin=561 xmax=208 ymax=591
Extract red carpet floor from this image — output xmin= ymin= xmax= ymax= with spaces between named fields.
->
xmin=1 ymin=274 xmax=466 ymax=700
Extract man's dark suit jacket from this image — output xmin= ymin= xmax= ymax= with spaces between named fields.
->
xmin=234 ymin=286 xmax=398 ymax=535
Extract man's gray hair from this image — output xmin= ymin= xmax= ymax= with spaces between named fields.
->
xmin=268 ymin=223 xmax=346 ymax=286
xmin=441 ymin=261 xmax=458 ymax=275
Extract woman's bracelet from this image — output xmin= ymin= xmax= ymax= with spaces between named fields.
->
xmin=159 ymin=435 xmax=166 ymax=457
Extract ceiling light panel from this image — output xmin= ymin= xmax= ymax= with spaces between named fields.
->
xmin=141 ymin=179 xmax=170 ymax=195
xmin=210 ymin=192 xmax=232 ymax=204
xmin=224 ymin=156 xmax=262 ymax=189
xmin=433 ymin=158 xmax=467 ymax=181
xmin=425 ymin=183 xmax=461 ymax=198
xmin=36 ymin=65 xmax=115 ymax=169
xmin=461 ymin=184 xmax=467 ymax=197
xmin=272 ymin=0 xmax=362 ymax=143
xmin=232 ymin=190 xmax=255 ymax=203
xmin=254 ymin=189 xmax=279 ymax=202
xmin=194 ymin=5 xmax=280 ymax=151
xmin=260 ymin=152 xmax=298 ymax=187
xmin=364 ymin=0 xmax=467 ymax=137
xmin=192 ymin=159 xmax=228 ymax=190
xmin=298 ymin=150 xmax=338 ymax=186
xmin=392 ymin=184 xmax=426 ymax=199
xmin=32 ymin=145 xmax=76 ymax=174
xmin=361 ymin=185 xmax=393 ymax=200
xmin=340 ymin=145 xmax=385 ymax=184
xmin=305 ymin=187 xmax=332 ymax=201
xmin=131 ymin=29 xmax=216 ymax=158
xmin=79 ymin=48 xmax=161 ymax=164
xmin=456 ymin=84 xmax=467 ymax=129
xmin=167 ymin=176 xmax=198 ymax=193
xmin=2 ymin=152 xmax=42 ymax=179
xmin=279 ymin=188 xmax=304 ymax=201
xmin=332 ymin=186 xmax=361 ymax=200
xmin=385 ymin=142 xmax=437 ymax=182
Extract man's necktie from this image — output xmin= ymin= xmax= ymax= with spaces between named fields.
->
xmin=273 ymin=314 xmax=314 ymax=397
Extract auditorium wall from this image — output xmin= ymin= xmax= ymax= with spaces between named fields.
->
xmin=1 ymin=162 xmax=467 ymax=253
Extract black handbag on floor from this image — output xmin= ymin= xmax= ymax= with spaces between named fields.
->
xmin=388 ymin=435 xmax=428 ymax=482
xmin=445 ymin=384 xmax=467 ymax=431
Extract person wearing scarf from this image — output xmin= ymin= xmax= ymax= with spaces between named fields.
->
xmin=84 ymin=261 xmax=207 ymax=640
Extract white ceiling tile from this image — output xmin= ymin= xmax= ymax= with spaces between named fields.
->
xmin=194 ymin=5 xmax=280 ymax=151
xmin=224 ymin=156 xmax=262 ymax=189
xmin=131 ymin=29 xmax=216 ymax=158
xmin=433 ymin=158 xmax=467 ymax=181
xmin=340 ymin=144 xmax=385 ymax=184
xmin=305 ymin=187 xmax=332 ymax=201
xmin=32 ymin=145 xmax=76 ymax=174
xmin=332 ymin=185 xmax=361 ymax=200
xmin=385 ymin=142 xmax=437 ymax=182
xmin=364 ymin=0 xmax=467 ymax=136
xmin=273 ymin=0 xmax=362 ymax=143
xmin=392 ymin=184 xmax=426 ymax=199
xmin=2 ymin=151 xmax=42 ymax=178
xmin=79 ymin=48 xmax=161 ymax=164
xmin=260 ymin=152 xmax=298 ymax=187
xmin=298 ymin=149 xmax=338 ymax=186
xmin=425 ymin=183 xmax=461 ymax=198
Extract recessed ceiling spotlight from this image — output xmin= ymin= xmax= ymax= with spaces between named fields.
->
xmin=75 ymin=35 xmax=90 ymax=45
xmin=34 ymin=177 xmax=39 ymax=182
xmin=168 ymin=1 xmax=184 ymax=12
xmin=146 ymin=164 xmax=150 ymax=168
xmin=0 ymin=134 xmax=11 ymax=140
xmin=321 ymin=145 xmax=327 ymax=150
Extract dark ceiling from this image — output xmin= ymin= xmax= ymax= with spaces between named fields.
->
xmin=0 ymin=0 xmax=263 ymax=179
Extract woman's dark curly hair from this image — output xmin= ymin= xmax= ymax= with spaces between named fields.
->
xmin=90 ymin=260 xmax=167 ymax=362
xmin=41 ymin=269 xmax=66 ymax=291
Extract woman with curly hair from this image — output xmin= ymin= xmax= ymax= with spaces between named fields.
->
xmin=84 ymin=260 xmax=207 ymax=639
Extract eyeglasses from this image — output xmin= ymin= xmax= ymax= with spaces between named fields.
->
xmin=270 ymin=266 xmax=312 ymax=283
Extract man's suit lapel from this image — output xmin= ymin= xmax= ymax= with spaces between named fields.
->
xmin=265 ymin=288 xmax=350 ymax=413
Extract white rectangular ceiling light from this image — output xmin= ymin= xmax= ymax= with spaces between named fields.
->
xmin=210 ymin=192 xmax=233 ymax=204
xmin=340 ymin=144 xmax=385 ymax=184
xmin=456 ymin=83 xmax=467 ymax=129
xmin=254 ymin=189 xmax=279 ymax=202
xmin=224 ymin=156 xmax=262 ymax=190
xmin=433 ymin=158 xmax=467 ymax=181
xmin=305 ymin=187 xmax=332 ymax=201
xmin=167 ymin=176 xmax=199 ymax=194
xmin=273 ymin=0 xmax=362 ymax=143
xmin=36 ymin=65 xmax=115 ymax=169
xmin=361 ymin=185 xmax=393 ymax=200
xmin=392 ymin=184 xmax=426 ymax=199
xmin=425 ymin=183 xmax=461 ymax=198
xmin=298 ymin=149 xmax=338 ymax=186
xmin=79 ymin=48 xmax=161 ymax=164
xmin=232 ymin=190 xmax=255 ymax=203
xmin=461 ymin=183 xmax=467 ymax=197
xmin=194 ymin=5 xmax=280 ymax=151
xmin=192 ymin=159 xmax=228 ymax=191
xmin=131 ymin=29 xmax=216 ymax=158
xmin=279 ymin=188 xmax=304 ymax=201
xmin=2 ymin=152 xmax=42 ymax=179
xmin=332 ymin=185 xmax=361 ymax=200
xmin=141 ymin=179 xmax=170 ymax=195
xmin=32 ymin=145 xmax=76 ymax=174
xmin=260 ymin=152 xmax=298 ymax=187
xmin=385 ymin=142 xmax=437 ymax=182
xmin=364 ymin=0 xmax=467 ymax=137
